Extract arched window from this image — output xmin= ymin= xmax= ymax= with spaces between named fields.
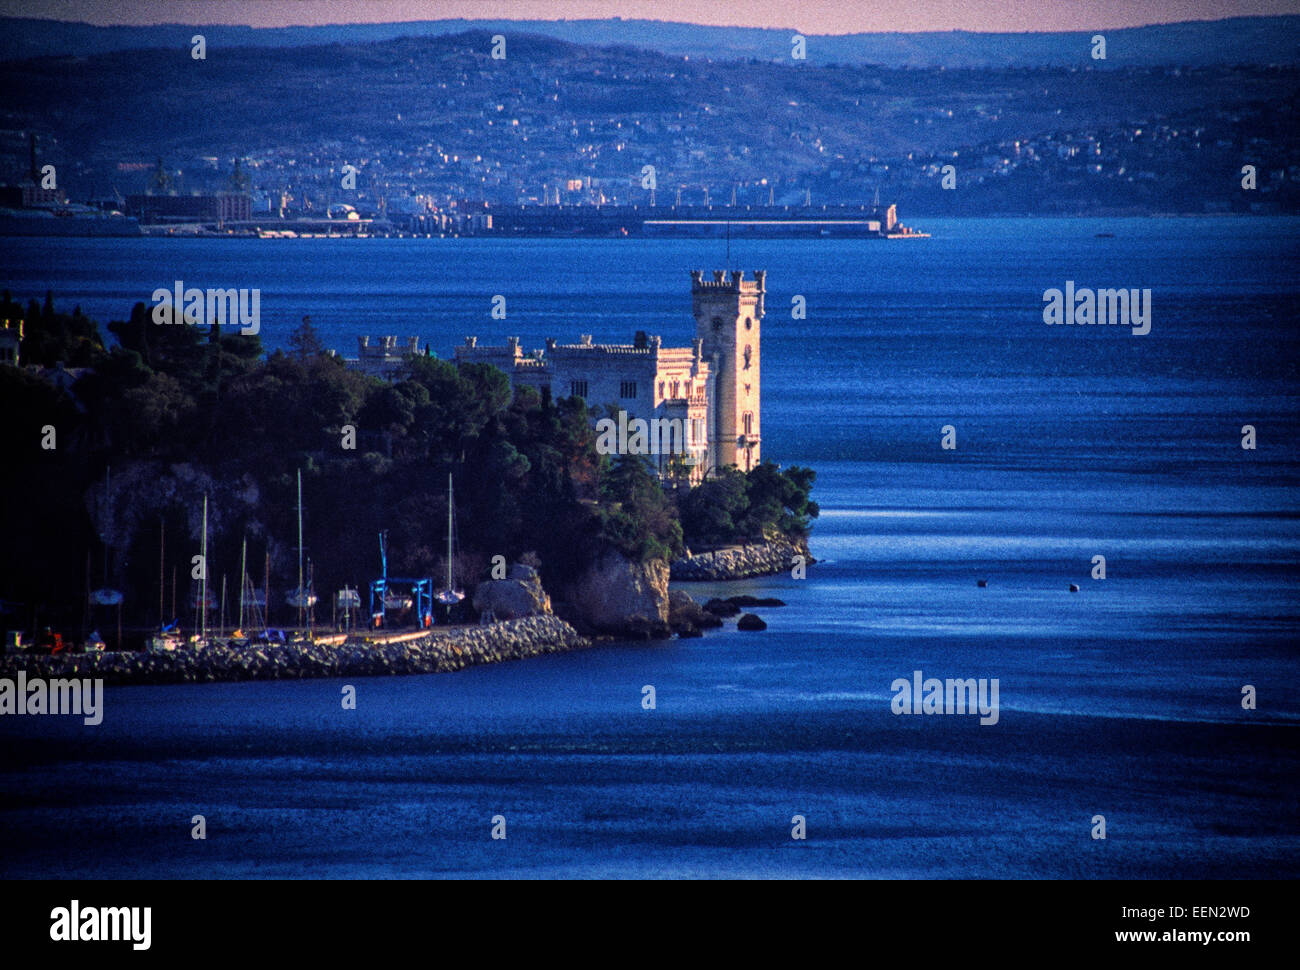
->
xmin=743 ymin=345 xmax=752 ymax=369
xmin=743 ymin=412 xmax=753 ymax=434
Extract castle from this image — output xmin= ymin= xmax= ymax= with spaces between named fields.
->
xmin=349 ymin=334 xmax=423 ymax=380
xmin=455 ymin=269 xmax=764 ymax=481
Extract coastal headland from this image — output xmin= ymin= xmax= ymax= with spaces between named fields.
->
xmin=1 ymin=285 xmax=818 ymax=663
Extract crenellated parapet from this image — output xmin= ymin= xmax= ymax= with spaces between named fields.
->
xmin=690 ymin=268 xmax=766 ymax=294
xmin=347 ymin=334 xmax=425 ymax=379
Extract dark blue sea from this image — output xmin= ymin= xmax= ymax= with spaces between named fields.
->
xmin=1 ymin=217 xmax=1297 ymax=878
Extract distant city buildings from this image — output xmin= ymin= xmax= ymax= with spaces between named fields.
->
xmin=0 ymin=181 xmax=63 ymax=209
xmin=2 ymin=49 xmax=1296 ymax=221
xmin=126 ymin=192 xmax=251 ymax=225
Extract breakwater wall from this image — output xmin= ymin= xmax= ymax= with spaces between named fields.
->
xmin=0 ymin=615 xmax=591 ymax=686
xmin=670 ymin=537 xmax=812 ymax=581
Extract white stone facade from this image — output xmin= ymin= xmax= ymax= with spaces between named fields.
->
xmin=691 ymin=269 xmax=764 ymax=472
xmin=454 ymin=269 xmax=764 ymax=480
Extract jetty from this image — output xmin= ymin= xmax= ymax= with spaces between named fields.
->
xmin=0 ymin=615 xmax=590 ymax=686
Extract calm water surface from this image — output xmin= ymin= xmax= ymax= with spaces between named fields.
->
xmin=1 ymin=218 xmax=1297 ymax=877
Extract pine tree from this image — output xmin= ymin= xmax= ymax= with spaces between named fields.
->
xmin=289 ymin=315 xmax=324 ymax=359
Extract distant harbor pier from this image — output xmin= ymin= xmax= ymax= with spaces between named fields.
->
xmin=477 ymin=202 xmax=927 ymax=239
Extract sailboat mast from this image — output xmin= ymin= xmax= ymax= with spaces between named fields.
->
xmin=239 ymin=536 xmax=247 ymax=632
xmin=264 ymin=551 xmax=270 ymax=631
xmin=200 ymin=494 xmax=208 ymax=640
xmin=297 ymin=468 xmax=304 ymax=632
xmin=103 ymin=465 xmax=110 ymax=587
xmin=307 ymin=559 xmax=314 ymax=637
xmin=159 ymin=517 xmax=165 ymax=627
xmin=83 ymin=551 xmax=91 ymax=641
xmin=447 ymin=473 xmax=454 ymax=590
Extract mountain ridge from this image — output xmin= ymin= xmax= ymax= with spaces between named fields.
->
xmin=2 ymin=14 xmax=1297 ymax=67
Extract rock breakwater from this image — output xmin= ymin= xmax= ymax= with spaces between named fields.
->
xmin=0 ymin=615 xmax=591 ymax=686
xmin=670 ymin=537 xmax=813 ymax=581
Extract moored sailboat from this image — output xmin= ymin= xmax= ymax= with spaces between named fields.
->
xmin=148 ymin=515 xmax=182 ymax=651
xmin=286 ymin=469 xmax=318 ymax=635
xmin=436 ymin=473 xmax=465 ymax=605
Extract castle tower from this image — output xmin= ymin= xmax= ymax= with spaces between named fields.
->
xmin=691 ymin=269 xmax=764 ymax=473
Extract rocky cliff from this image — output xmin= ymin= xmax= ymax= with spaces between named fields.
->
xmin=472 ymin=563 xmax=552 ymax=620
xmin=558 ymin=550 xmax=671 ymax=639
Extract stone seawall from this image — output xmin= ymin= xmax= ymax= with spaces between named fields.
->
xmin=0 ymin=615 xmax=591 ymax=686
xmin=670 ymin=537 xmax=812 ymax=581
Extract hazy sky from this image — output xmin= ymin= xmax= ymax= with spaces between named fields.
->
xmin=6 ymin=0 xmax=1299 ymax=33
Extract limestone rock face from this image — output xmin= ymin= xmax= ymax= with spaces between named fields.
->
xmin=564 ymin=551 xmax=670 ymax=639
xmin=472 ymin=563 xmax=552 ymax=621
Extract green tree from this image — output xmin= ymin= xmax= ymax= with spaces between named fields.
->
xmin=596 ymin=453 xmax=683 ymax=562
xmin=739 ymin=462 xmax=819 ymax=539
xmin=20 ymin=293 xmax=106 ymax=368
xmin=289 ymin=315 xmax=325 ymax=359
xmin=677 ymin=467 xmax=749 ymax=546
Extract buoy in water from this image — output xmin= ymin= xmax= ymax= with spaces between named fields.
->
xmin=977 ymin=579 xmax=988 ymax=588
xmin=1069 ymin=584 xmax=1080 ymax=592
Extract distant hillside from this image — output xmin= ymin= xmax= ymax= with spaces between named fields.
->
xmin=1 ymin=15 xmax=1297 ymax=68
xmin=1 ymin=30 xmax=1295 ymax=215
